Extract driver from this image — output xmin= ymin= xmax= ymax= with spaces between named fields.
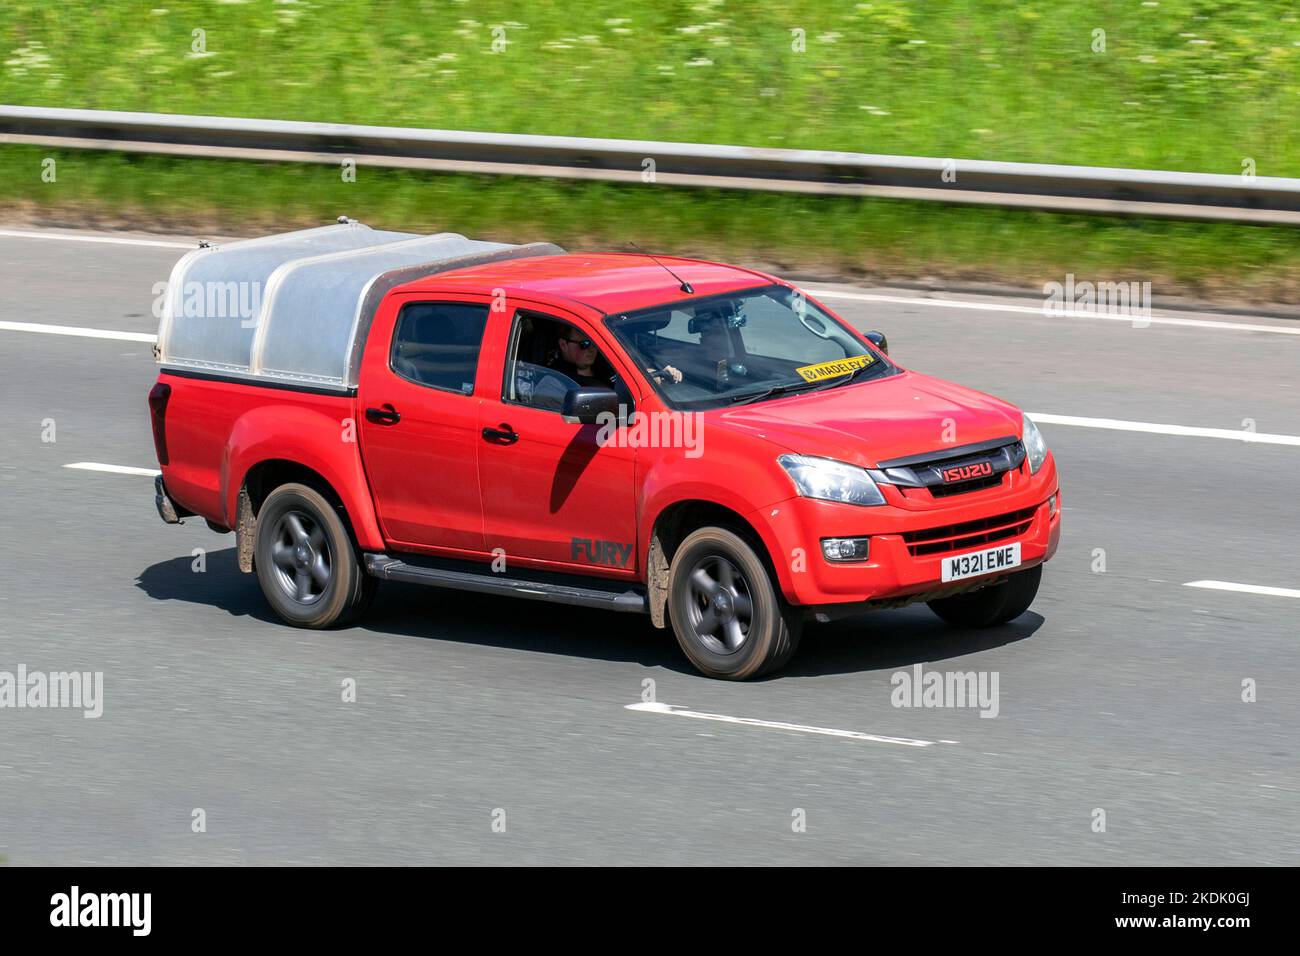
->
xmin=551 ymin=327 xmax=682 ymax=388
xmin=551 ymin=328 xmax=610 ymax=389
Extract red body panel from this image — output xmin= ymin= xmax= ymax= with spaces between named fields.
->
xmin=158 ymin=375 xmax=386 ymax=551
xmin=746 ymin=460 xmax=1060 ymax=605
xmin=153 ymin=252 xmax=1060 ymax=608
xmin=711 ymin=369 xmax=1023 ymax=468
xmin=357 ymin=291 xmax=491 ymax=553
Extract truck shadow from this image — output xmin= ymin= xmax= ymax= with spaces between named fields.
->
xmin=784 ymin=608 xmax=1043 ymax=678
xmin=136 ymin=548 xmax=280 ymax=623
xmin=137 ymin=549 xmax=1043 ymax=678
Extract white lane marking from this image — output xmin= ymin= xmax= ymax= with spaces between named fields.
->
xmin=626 ymin=701 xmax=939 ymax=747
xmin=1026 ymin=412 xmax=1300 ymax=447
xmin=0 ymin=320 xmax=157 ymax=343
xmin=0 ymin=228 xmax=193 ymax=249
xmin=808 ymin=290 xmax=1300 ymax=336
xmin=64 ymin=462 xmax=160 ymax=477
xmin=1184 ymin=580 xmax=1300 ymax=600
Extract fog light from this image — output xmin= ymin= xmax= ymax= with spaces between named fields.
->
xmin=821 ymin=536 xmax=870 ymax=562
xmin=1048 ymin=493 xmax=1058 ymax=516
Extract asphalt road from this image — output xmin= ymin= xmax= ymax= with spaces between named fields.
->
xmin=1 ymin=227 xmax=1297 ymax=865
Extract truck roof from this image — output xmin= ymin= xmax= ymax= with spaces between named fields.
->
xmin=154 ymin=223 xmax=780 ymax=394
xmin=393 ymin=253 xmax=779 ymax=314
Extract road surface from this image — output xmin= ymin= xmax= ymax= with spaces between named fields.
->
xmin=0 ymin=226 xmax=1296 ymax=865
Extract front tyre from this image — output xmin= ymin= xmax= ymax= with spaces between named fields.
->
xmin=254 ymin=482 xmax=374 ymax=629
xmin=927 ymin=564 xmax=1042 ymax=628
xmin=667 ymin=527 xmax=801 ymax=680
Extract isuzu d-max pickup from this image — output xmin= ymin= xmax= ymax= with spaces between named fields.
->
xmin=149 ymin=221 xmax=1060 ymax=679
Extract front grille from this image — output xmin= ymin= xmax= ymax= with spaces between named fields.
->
xmin=872 ymin=437 xmax=1025 ymax=499
xmin=927 ymin=472 xmax=1004 ymax=498
xmin=901 ymin=506 xmax=1037 ymax=557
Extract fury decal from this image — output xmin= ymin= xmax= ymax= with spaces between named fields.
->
xmin=571 ymin=538 xmax=634 ymax=567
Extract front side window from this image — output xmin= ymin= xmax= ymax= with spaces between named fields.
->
xmin=606 ymin=284 xmax=896 ymax=410
xmin=390 ymin=302 xmax=491 ymax=394
xmin=504 ymin=311 xmax=634 ymax=414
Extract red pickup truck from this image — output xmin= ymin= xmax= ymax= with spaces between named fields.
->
xmin=149 ymin=221 xmax=1060 ymax=679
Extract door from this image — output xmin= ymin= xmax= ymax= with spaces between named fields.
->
xmin=357 ymin=294 xmax=492 ymax=554
xmin=477 ymin=308 xmax=639 ymax=576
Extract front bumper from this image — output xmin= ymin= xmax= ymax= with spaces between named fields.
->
xmin=751 ymin=457 xmax=1060 ymax=607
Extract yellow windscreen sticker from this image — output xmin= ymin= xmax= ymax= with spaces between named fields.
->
xmin=794 ymin=353 xmax=876 ymax=383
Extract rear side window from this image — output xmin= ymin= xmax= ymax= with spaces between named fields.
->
xmin=390 ymin=302 xmax=491 ymax=394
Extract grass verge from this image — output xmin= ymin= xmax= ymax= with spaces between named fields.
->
xmin=3 ymin=1 xmax=1298 ymax=176
xmin=5 ymin=145 xmax=1299 ymax=303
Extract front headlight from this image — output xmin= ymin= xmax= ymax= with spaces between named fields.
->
xmin=1022 ymin=413 xmax=1048 ymax=474
xmin=777 ymin=454 xmax=886 ymax=506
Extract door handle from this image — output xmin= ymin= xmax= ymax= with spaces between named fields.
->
xmin=481 ymin=423 xmax=519 ymax=445
xmin=365 ymin=404 xmax=401 ymax=425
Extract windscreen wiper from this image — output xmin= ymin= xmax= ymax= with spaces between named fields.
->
xmin=729 ymin=379 xmax=821 ymax=405
xmin=814 ymin=355 xmax=893 ymax=392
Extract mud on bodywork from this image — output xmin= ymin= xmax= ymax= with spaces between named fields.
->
xmin=236 ymin=486 xmax=257 ymax=573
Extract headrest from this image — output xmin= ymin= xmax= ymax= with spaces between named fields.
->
xmin=621 ymin=310 xmax=673 ymax=334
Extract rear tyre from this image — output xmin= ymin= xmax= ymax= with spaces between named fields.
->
xmin=667 ymin=527 xmax=802 ymax=680
xmin=254 ymin=482 xmax=374 ymax=629
xmin=927 ymin=564 xmax=1042 ymax=628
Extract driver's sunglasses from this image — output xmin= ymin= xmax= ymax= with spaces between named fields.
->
xmin=566 ymin=336 xmax=595 ymax=350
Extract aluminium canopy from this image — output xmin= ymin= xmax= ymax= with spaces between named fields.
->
xmin=155 ymin=221 xmax=562 ymax=390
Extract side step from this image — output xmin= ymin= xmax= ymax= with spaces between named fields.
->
xmin=364 ymin=554 xmax=648 ymax=614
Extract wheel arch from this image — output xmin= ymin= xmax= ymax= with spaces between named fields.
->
xmin=222 ymin=403 xmax=386 ymax=563
xmin=645 ymin=498 xmax=781 ymax=628
xmin=233 ymin=458 xmax=378 ymax=572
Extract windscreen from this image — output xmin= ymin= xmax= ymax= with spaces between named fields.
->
xmin=606 ymin=284 xmax=895 ymax=410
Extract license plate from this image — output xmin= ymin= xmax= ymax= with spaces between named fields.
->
xmin=940 ymin=542 xmax=1021 ymax=582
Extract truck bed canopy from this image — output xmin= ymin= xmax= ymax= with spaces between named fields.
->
xmin=156 ymin=221 xmax=562 ymax=390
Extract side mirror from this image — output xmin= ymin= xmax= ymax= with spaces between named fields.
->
xmin=561 ymin=386 xmax=621 ymax=425
xmin=865 ymin=330 xmax=889 ymax=355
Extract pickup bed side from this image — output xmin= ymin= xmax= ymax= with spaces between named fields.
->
xmin=158 ymin=373 xmax=384 ymax=551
